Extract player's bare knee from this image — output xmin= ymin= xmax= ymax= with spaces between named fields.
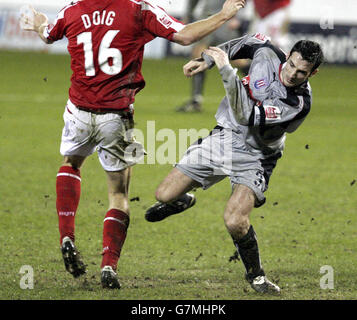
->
xmin=155 ymin=186 xmax=173 ymax=203
xmin=224 ymin=210 xmax=250 ymax=238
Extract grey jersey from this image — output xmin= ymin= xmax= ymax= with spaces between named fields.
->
xmin=203 ymin=33 xmax=312 ymax=157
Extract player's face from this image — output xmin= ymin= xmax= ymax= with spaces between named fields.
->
xmin=281 ymin=52 xmax=316 ymax=87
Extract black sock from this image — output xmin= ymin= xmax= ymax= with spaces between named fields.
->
xmin=232 ymin=225 xmax=265 ymax=281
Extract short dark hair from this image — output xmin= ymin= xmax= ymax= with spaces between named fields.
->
xmin=290 ymin=40 xmax=324 ymax=73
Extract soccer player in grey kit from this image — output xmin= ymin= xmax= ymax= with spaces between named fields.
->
xmin=145 ymin=33 xmax=324 ymax=293
xmin=176 ymin=0 xmax=243 ymax=112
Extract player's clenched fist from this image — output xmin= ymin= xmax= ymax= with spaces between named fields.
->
xmin=221 ymin=0 xmax=246 ymax=19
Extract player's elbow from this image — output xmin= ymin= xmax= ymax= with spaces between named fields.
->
xmin=172 ymin=32 xmax=195 ymax=46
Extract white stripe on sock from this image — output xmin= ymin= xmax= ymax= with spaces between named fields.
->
xmin=57 ymin=172 xmax=81 ymax=181
xmin=104 ymin=217 xmax=126 ymax=226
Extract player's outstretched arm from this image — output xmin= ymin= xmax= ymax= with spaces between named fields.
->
xmin=203 ymin=47 xmax=251 ymax=125
xmin=172 ymin=0 xmax=246 ymax=46
xmin=20 ymin=5 xmax=52 ymax=44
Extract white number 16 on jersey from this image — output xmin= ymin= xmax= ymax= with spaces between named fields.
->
xmin=77 ymin=30 xmax=122 ymax=76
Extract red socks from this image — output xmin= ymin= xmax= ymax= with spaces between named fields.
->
xmin=56 ymin=166 xmax=81 ymax=244
xmin=56 ymin=165 xmax=129 ymax=271
xmin=101 ymin=209 xmax=130 ymax=271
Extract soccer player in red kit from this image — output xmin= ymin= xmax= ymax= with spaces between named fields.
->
xmin=250 ymin=0 xmax=291 ymax=51
xmin=21 ymin=0 xmax=246 ymax=289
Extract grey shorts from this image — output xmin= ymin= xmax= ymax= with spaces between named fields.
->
xmin=176 ymin=126 xmax=281 ymax=207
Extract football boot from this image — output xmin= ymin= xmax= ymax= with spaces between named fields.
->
xmin=61 ymin=236 xmax=87 ymax=278
xmin=101 ymin=266 xmax=121 ymax=289
xmin=145 ymin=193 xmax=196 ymax=222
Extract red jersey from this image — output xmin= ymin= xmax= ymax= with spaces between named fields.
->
xmin=253 ymin=0 xmax=291 ymax=19
xmin=44 ymin=0 xmax=184 ymax=110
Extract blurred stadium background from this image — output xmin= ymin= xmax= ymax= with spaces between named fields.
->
xmin=1 ymin=0 xmax=357 ymax=64
xmin=0 ymin=0 xmax=356 ymax=301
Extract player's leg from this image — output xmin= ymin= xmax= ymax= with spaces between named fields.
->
xmin=57 ymin=101 xmax=96 ymax=278
xmin=100 ymin=167 xmax=131 ymax=289
xmin=224 ymin=184 xmax=280 ymax=293
xmin=145 ymin=168 xmax=200 ymax=222
xmin=176 ymin=42 xmax=208 ymax=113
xmin=155 ymin=167 xmax=199 ymax=202
xmin=146 ymin=127 xmax=228 ymax=222
xmin=94 ymin=110 xmax=142 ymax=289
xmin=56 ymin=155 xmax=87 ymax=278
xmin=190 ymin=43 xmax=208 ymax=111
xmin=56 ymin=155 xmax=86 ymax=242
xmin=57 ymin=100 xmax=96 ymax=243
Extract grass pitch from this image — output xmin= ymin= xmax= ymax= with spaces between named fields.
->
xmin=0 ymin=50 xmax=356 ymax=301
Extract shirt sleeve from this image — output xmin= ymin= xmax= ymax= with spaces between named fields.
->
xmin=219 ymin=64 xmax=255 ymax=126
xmin=203 ymin=33 xmax=283 ymax=69
xmin=43 ymin=6 xmax=68 ymax=42
xmin=140 ymin=0 xmax=185 ymax=41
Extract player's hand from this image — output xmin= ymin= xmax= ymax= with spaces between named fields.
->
xmin=221 ymin=0 xmax=246 ymax=20
xmin=183 ymin=59 xmax=209 ymax=77
xmin=20 ymin=5 xmax=48 ymax=33
xmin=203 ymin=47 xmax=230 ymax=70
